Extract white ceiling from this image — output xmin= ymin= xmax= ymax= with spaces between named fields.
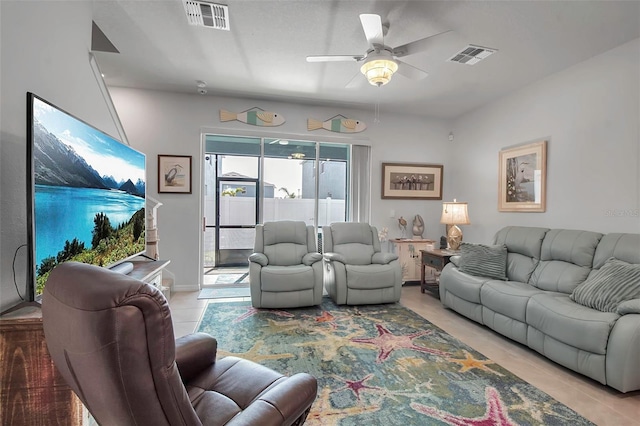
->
xmin=92 ymin=0 xmax=640 ymax=119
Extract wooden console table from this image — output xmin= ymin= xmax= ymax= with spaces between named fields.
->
xmin=420 ymin=249 xmax=457 ymax=293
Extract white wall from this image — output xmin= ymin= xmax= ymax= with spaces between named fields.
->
xmin=449 ymin=38 xmax=640 ymax=244
xmin=109 ymin=87 xmax=452 ymax=290
xmin=0 ymin=1 xmax=121 ymax=312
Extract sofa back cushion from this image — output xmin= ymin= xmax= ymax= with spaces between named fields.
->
xmin=592 ymin=233 xmax=640 ymax=269
xmin=261 ymin=221 xmax=312 ymax=266
xmin=324 ymin=223 xmax=377 ymax=265
xmin=493 ymin=226 xmax=549 ymax=282
xmin=529 ymin=229 xmax=602 ymax=293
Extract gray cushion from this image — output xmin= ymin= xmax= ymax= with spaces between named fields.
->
xmin=527 ymin=293 xmax=619 ymax=354
xmin=264 ymin=242 xmax=309 ymax=266
xmin=263 ymin=221 xmax=308 ymax=246
xmin=593 ymin=233 xmax=640 ymax=268
xmin=493 ymin=226 xmax=549 ymax=258
xmin=333 ymin=243 xmax=375 ymax=265
xmin=480 ymin=280 xmax=546 ymax=322
xmin=260 ymin=265 xmax=315 ymax=292
xmin=529 ymin=229 xmax=602 ymax=293
xmin=617 ymin=299 xmax=640 ymax=315
xmin=540 ymin=229 xmax=603 ymax=267
xmin=345 ymin=264 xmax=397 ymax=290
xmin=570 ymin=258 xmax=640 ymax=312
xmin=329 ymin=222 xmax=374 ymax=246
xmin=492 ymin=227 xmax=547 ymax=282
xmin=458 ymin=243 xmax=507 ymax=280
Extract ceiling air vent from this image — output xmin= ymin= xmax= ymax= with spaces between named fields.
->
xmin=183 ymin=1 xmax=230 ymax=31
xmin=448 ymin=45 xmax=496 ymax=65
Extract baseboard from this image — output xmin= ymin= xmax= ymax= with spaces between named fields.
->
xmin=172 ymin=284 xmax=200 ymax=292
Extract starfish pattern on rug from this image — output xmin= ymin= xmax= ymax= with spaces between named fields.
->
xmin=232 ymin=306 xmax=293 ymax=323
xmin=351 ymin=323 xmax=449 ymax=363
xmin=447 ymin=350 xmax=504 ymax=376
xmin=332 ymin=371 xmax=438 ymax=405
xmin=306 ymin=387 xmax=380 ymax=426
xmin=217 ymin=340 xmax=294 ymax=363
xmin=410 ymin=386 xmax=517 ymax=426
xmin=509 ymin=386 xmax=573 ymax=423
xmin=333 ymin=373 xmax=380 ymax=400
xmin=296 ymin=328 xmax=364 ymax=362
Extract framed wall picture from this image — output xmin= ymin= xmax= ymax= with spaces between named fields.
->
xmin=158 ymin=155 xmax=192 ymax=193
xmin=498 ymin=140 xmax=547 ymax=212
xmin=381 ymin=163 xmax=443 ymax=200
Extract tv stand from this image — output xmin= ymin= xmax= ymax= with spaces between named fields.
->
xmin=0 ymin=300 xmax=41 ymax=316
xmin=110 ymin=261 xmax=134 ymax=275
xmin=128 ymin=258 xmax=171 ymax=297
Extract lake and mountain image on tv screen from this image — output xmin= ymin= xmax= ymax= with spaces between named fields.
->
xmin=32 ymin=96 xmax=146 ymax=295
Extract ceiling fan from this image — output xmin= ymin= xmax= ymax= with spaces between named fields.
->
xmin=307 ymin=14 xmax=452 ymax=87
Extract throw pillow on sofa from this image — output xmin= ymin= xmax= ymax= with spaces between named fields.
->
xmin=458 ymin=243 xmax=508 ymax=280
xmin=570 ymin=258 xmax=640 ymax=312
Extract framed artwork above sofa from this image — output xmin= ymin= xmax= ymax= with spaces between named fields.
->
xmin=498 ymin=140 xmax=547 ymax=212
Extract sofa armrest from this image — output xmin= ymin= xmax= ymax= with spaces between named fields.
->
xmin=303 ymin=252 xmax=322 ymax=266
xmin=323 ymin=252 xmax=347 ymax=264
xmin=372 ymin=252 xmax=398 ymax=265
xmin=617 ymin=299 xmax=640 ymax=315
xmin=175 ymin=332 xmax=217 ymax=383
xmin=449 ymin=255 xmax=461 ymax=267
xmin=249 ymin=252 xmax=268 ymax=266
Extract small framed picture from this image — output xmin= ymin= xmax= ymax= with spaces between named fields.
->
xmin=158 ymin=155 xmax=192 ymax=194
xmin=381 ymin=163 xmax=443 ymax=200
xmin=498 ymin=140 xmax=547 ymax=212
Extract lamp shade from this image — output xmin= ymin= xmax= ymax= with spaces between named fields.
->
xmin=440 ymin=201 xmax=470 ymax=225
xmin=360 ymin=52 xmax=398 ymax=87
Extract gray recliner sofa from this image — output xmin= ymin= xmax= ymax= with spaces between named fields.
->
xmin=439 ymin=226 xmax=640 ymax=393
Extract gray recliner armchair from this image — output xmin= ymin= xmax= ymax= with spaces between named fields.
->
xmin=322 ymin=222 xmax=402 ymax=305
xmin=249 ymin=221 xmax=323 ymax=308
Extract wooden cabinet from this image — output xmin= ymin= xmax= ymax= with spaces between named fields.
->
xmin=390 ymin=239 xmax=435 ymax=283
xmin=0 ymin=306 xmax=83 ymax=426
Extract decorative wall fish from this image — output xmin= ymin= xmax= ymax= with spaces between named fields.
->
xmin=220 ymin=107 xmax=285 ymax=126
xmin=307 ymin=115 xmax=366 ymax=133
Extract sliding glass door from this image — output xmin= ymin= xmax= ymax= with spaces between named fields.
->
xmin=204 ymin=135 xmax=351 ymax=269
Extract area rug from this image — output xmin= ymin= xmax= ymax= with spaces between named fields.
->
xmin=197 ymin=298 xmax=593 ymax=426
xmin=197 ymin=286 xmax=250 ymax=299
xmin=210 ymin=272 xmax=249 ymax=284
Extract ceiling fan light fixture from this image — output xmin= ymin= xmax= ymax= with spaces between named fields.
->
xmin=360 ymin=57 xmax=398 ymax=86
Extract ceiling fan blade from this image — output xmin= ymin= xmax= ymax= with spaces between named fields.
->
xmin=306 ymin=55 xmax=364 ymax=62
xmin=396 ymin=60 xmax=429 ymax=80
xmin=359 ymin=14 xmax=384 ymax=48
xmin=392 ymin=30 xmax=453 ymax=57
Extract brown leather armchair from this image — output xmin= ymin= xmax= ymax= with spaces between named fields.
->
xmin=42 ymin=262 xmax=317 ymax=426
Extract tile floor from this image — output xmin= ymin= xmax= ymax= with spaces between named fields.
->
xmin=169 ymin=285 xmax=640 ymax=425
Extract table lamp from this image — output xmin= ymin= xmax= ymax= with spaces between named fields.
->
xmin=440 ymin=199 xmax=470 ymax=250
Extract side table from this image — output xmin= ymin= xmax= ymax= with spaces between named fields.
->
xmin=420 ymin=249 xmax=457 ymax=293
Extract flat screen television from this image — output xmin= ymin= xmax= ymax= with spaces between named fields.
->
xmin=27 ymin=92 xmax=146 ymax=301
